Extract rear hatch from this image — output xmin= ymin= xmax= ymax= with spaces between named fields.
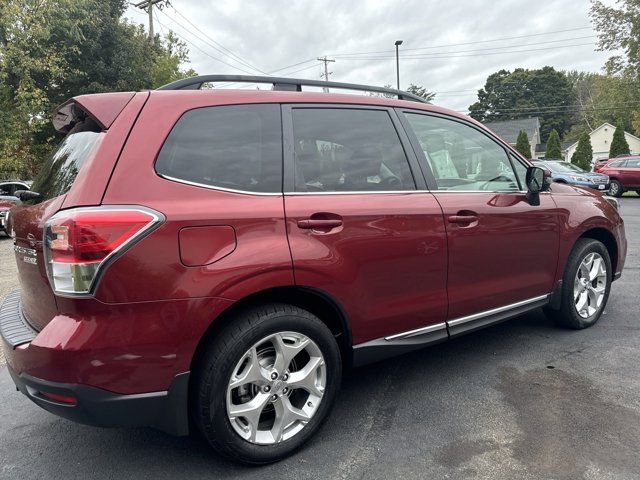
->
xmin=9 ymin=92 xmax=137 ymax=331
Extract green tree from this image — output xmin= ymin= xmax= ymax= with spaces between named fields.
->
xmin=468 ymin=67 xmax=574 ymax=141
xmin=545 ymin=129 xmax=562 ymax=159
xmin=406 ymin=84 xmax=436 ymax=102
xmin=590 ymin=0 xmax=640 ymax=77
xmin=571 ymin=133 xmax=593 ymax=170
xmin=609 ymin=121 xmax=631 ymax=157
xmin=0 ymin=0 xmax=195 ymax=179
xmin=515 ymin=129 xmax=532 ymax=158
xmin=565 ymin=71 xmax=640 ymax=139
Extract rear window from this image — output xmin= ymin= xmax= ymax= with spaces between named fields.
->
xmin=155 ymin=104 xmax=282 ymax=193
xmin=31 ymin=118 xmax=102 ymax=201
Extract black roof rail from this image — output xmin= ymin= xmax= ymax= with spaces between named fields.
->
xmin=156 ymin=75 xmax=429 ymax=104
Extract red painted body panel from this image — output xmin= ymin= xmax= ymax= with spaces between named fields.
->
xmin=284 ymin=193 xmax=448 ymax=344
xmin=62 ymin=92 xmax=149 ymax=208
xmin=433 ymin=191 xmax=560 ymax=318
xmin=63 ymin=92 xmax=136 ymax=130
xmin=2 ymin=88 xmax=627 ymax=401
xmin=9 ymin=196 xmax=66 ymax=330
xmin=3 ymin=296 xmax=233 ymax=394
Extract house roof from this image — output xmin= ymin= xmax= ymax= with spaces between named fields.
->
xmin=483 ymin=117 xmax=540 ymax=144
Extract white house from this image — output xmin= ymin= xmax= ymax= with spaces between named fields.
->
xmin=565 ymin=123 xmax=640 ymax=161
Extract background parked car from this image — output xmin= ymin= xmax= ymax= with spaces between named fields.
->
xmin=597 ymin=156 xmax=640 ymax=197
xmin=0 ymin=181 xmax=31 ymax=197
xmin=0 ymin=195 xmax=20 ymax=236
xmin=532 ymin=160 xmax=610 ymax=191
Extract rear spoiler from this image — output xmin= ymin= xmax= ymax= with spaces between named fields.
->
xmin=52 ymin=92 xmax=136 ymax=134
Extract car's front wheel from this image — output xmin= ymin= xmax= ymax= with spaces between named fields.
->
xmin=192 ymin=303 xmax=342 ymax=464
xmin=544 ymin=238 xmax=612 ymax=329
xmin=609 ymin=180 xmax=623 ymax=197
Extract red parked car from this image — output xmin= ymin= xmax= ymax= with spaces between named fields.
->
xmin=596 ymin=156 xmax=640 ymax=197
xmin=0 ymin=76 xmax=627 ymax=464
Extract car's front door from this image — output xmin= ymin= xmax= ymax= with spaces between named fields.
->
xmin=282 ymin=105 xmax=448 ymax=345
xmin=399 ymin=111 xmax=560 ymax=331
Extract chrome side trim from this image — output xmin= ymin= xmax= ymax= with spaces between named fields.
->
xmin=447 ymin=294 xmax=549 ymax=328
xmin=158 ymin=174 xmax=283 ymax=196
xmin=351 ymin=294 xmax=551 ymax=367
xmin=385 ymin=322 xmax=447 ymax=341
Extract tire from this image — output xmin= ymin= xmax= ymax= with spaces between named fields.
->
xmin=609 ymin=180 xmax=623 ymax=197
xmin=544 ymin=238 xmax=612 ymax=329
xmin=192 ymin=303 xmax=342 ymax=464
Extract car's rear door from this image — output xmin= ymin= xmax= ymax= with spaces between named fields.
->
xmin=398 ymin=110 xmax=559 ymax=335
xmin=282 ymin=105 xmax=448 ymax=346
xmin=623 ymin=158 xmax=640 ymax=186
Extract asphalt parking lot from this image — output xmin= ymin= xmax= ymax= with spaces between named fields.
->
xmin=1 ymin=198 xmax=639 ymax=480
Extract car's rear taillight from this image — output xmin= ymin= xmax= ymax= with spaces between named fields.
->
xmin=44 ymin=207 xmax=162 ymax=295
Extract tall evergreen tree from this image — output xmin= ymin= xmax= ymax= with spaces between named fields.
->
xmin=515 ymin=129 xmax=532 ymax=158
xmin=609 ymin=121 xmax=631 ymax=157
xmin=545 ymin=129 xmax=562 ymax=159
xmin=571 ymin=133 xmax=593 ymax=170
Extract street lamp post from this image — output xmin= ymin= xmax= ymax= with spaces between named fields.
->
xmin=395 ymin=40 xmax=403 ymax=90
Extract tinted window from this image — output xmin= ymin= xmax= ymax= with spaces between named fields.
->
xmin=31 ymin=126 xmax=102 ymax=201
xmin=156 ymin=105 xmax=282 ymax=193
xmin=404 ymin=113 xmax=521 ymax=191
xmin=626 ymin=158 xmax=640 ymax=168
xmin=609 ymin=160 xmax=626 ymax=167
xmin=291 ymin=108 xmax=415 ymax=192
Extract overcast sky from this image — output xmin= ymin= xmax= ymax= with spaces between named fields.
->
xmin=125 ymin=0 xmax=617 ymax=113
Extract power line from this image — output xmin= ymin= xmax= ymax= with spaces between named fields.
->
xmin=334 ymin=35 xmax=597 ymax=58
xmin=154 ymin=14 xmax=257 ymax=75
xmin=169 ymin=5 xmax=268 ymax=75
xmin=329 ymin=26 xmax=594 ymax=56
xmin=335 ymin=42 xmax=596 ymax=60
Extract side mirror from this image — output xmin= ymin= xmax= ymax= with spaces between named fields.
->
xmin=525 ymin=166 xmax=545 ymax=205
xmin=15 ymin=190 xmax=41 ymax=201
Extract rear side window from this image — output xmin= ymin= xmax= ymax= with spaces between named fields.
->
xmin=31 ymin=118 xmax=102 ymax=201
xmin=156 ymin=104 xmax=282 ymax=193
xmin=291 ymin=108 xmax=415 ymax=192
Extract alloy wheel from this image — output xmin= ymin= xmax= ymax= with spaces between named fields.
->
xmin=226 ymin=331 xmax=326 ymax=445
xmin=573 ymin=252 xmax=607 ymax=318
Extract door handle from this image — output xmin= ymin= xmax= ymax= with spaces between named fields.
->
xmin=448 ymin=215 xmax=478 ymax=224
xmin=297 ymin=219 xmax=343 ymax=229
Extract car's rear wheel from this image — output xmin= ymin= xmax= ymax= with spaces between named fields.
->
xmin=544 ymin=238 xmax=612 ymax=329
xmin=192 ymin=303 xmax=341 ymax=464
xmin=609 ymin=180 xmax=623 ymax=197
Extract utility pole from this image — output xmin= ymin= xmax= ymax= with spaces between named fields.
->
xmin=134 ymin=0 xmax=165 ymax=40
xmin=317 ymin=56 xmax=335 ymax=93
xmin=394 ymin=40 xmax=403 ymax=90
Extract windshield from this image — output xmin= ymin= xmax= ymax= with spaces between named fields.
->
xmin=30 ymin=122 xmax=103 ymax=202
xmin=545 ymin=162 xmax=586 ymax=173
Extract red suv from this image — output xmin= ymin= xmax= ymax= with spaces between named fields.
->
xmin=597 ymin=156 xmax=640 ymax=197
xmin=0 ymin=76 xmax=627 ymax=464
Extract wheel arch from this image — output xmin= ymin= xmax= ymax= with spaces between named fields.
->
xmin=189 ymin=286 xmax=354 ymax=375
xmin=579 ymin=227 xmax=619 ymax=273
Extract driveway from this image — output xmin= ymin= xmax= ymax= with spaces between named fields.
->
xmin=1 ymin=199 xmax=639 ymax=479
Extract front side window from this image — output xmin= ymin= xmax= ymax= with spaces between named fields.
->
xmin=156 ymin=104 xmax=282 ymax=193
xmin=404 ymin=113 xmax=523 ymax=191
xmin=609 ymin=160 xmax=626 ymax=168
xmin=291 ymin=108 xmax=415 ymax=192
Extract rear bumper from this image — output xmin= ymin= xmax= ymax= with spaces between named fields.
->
xmin=6 ymin=365 xmax=190 ymax=436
